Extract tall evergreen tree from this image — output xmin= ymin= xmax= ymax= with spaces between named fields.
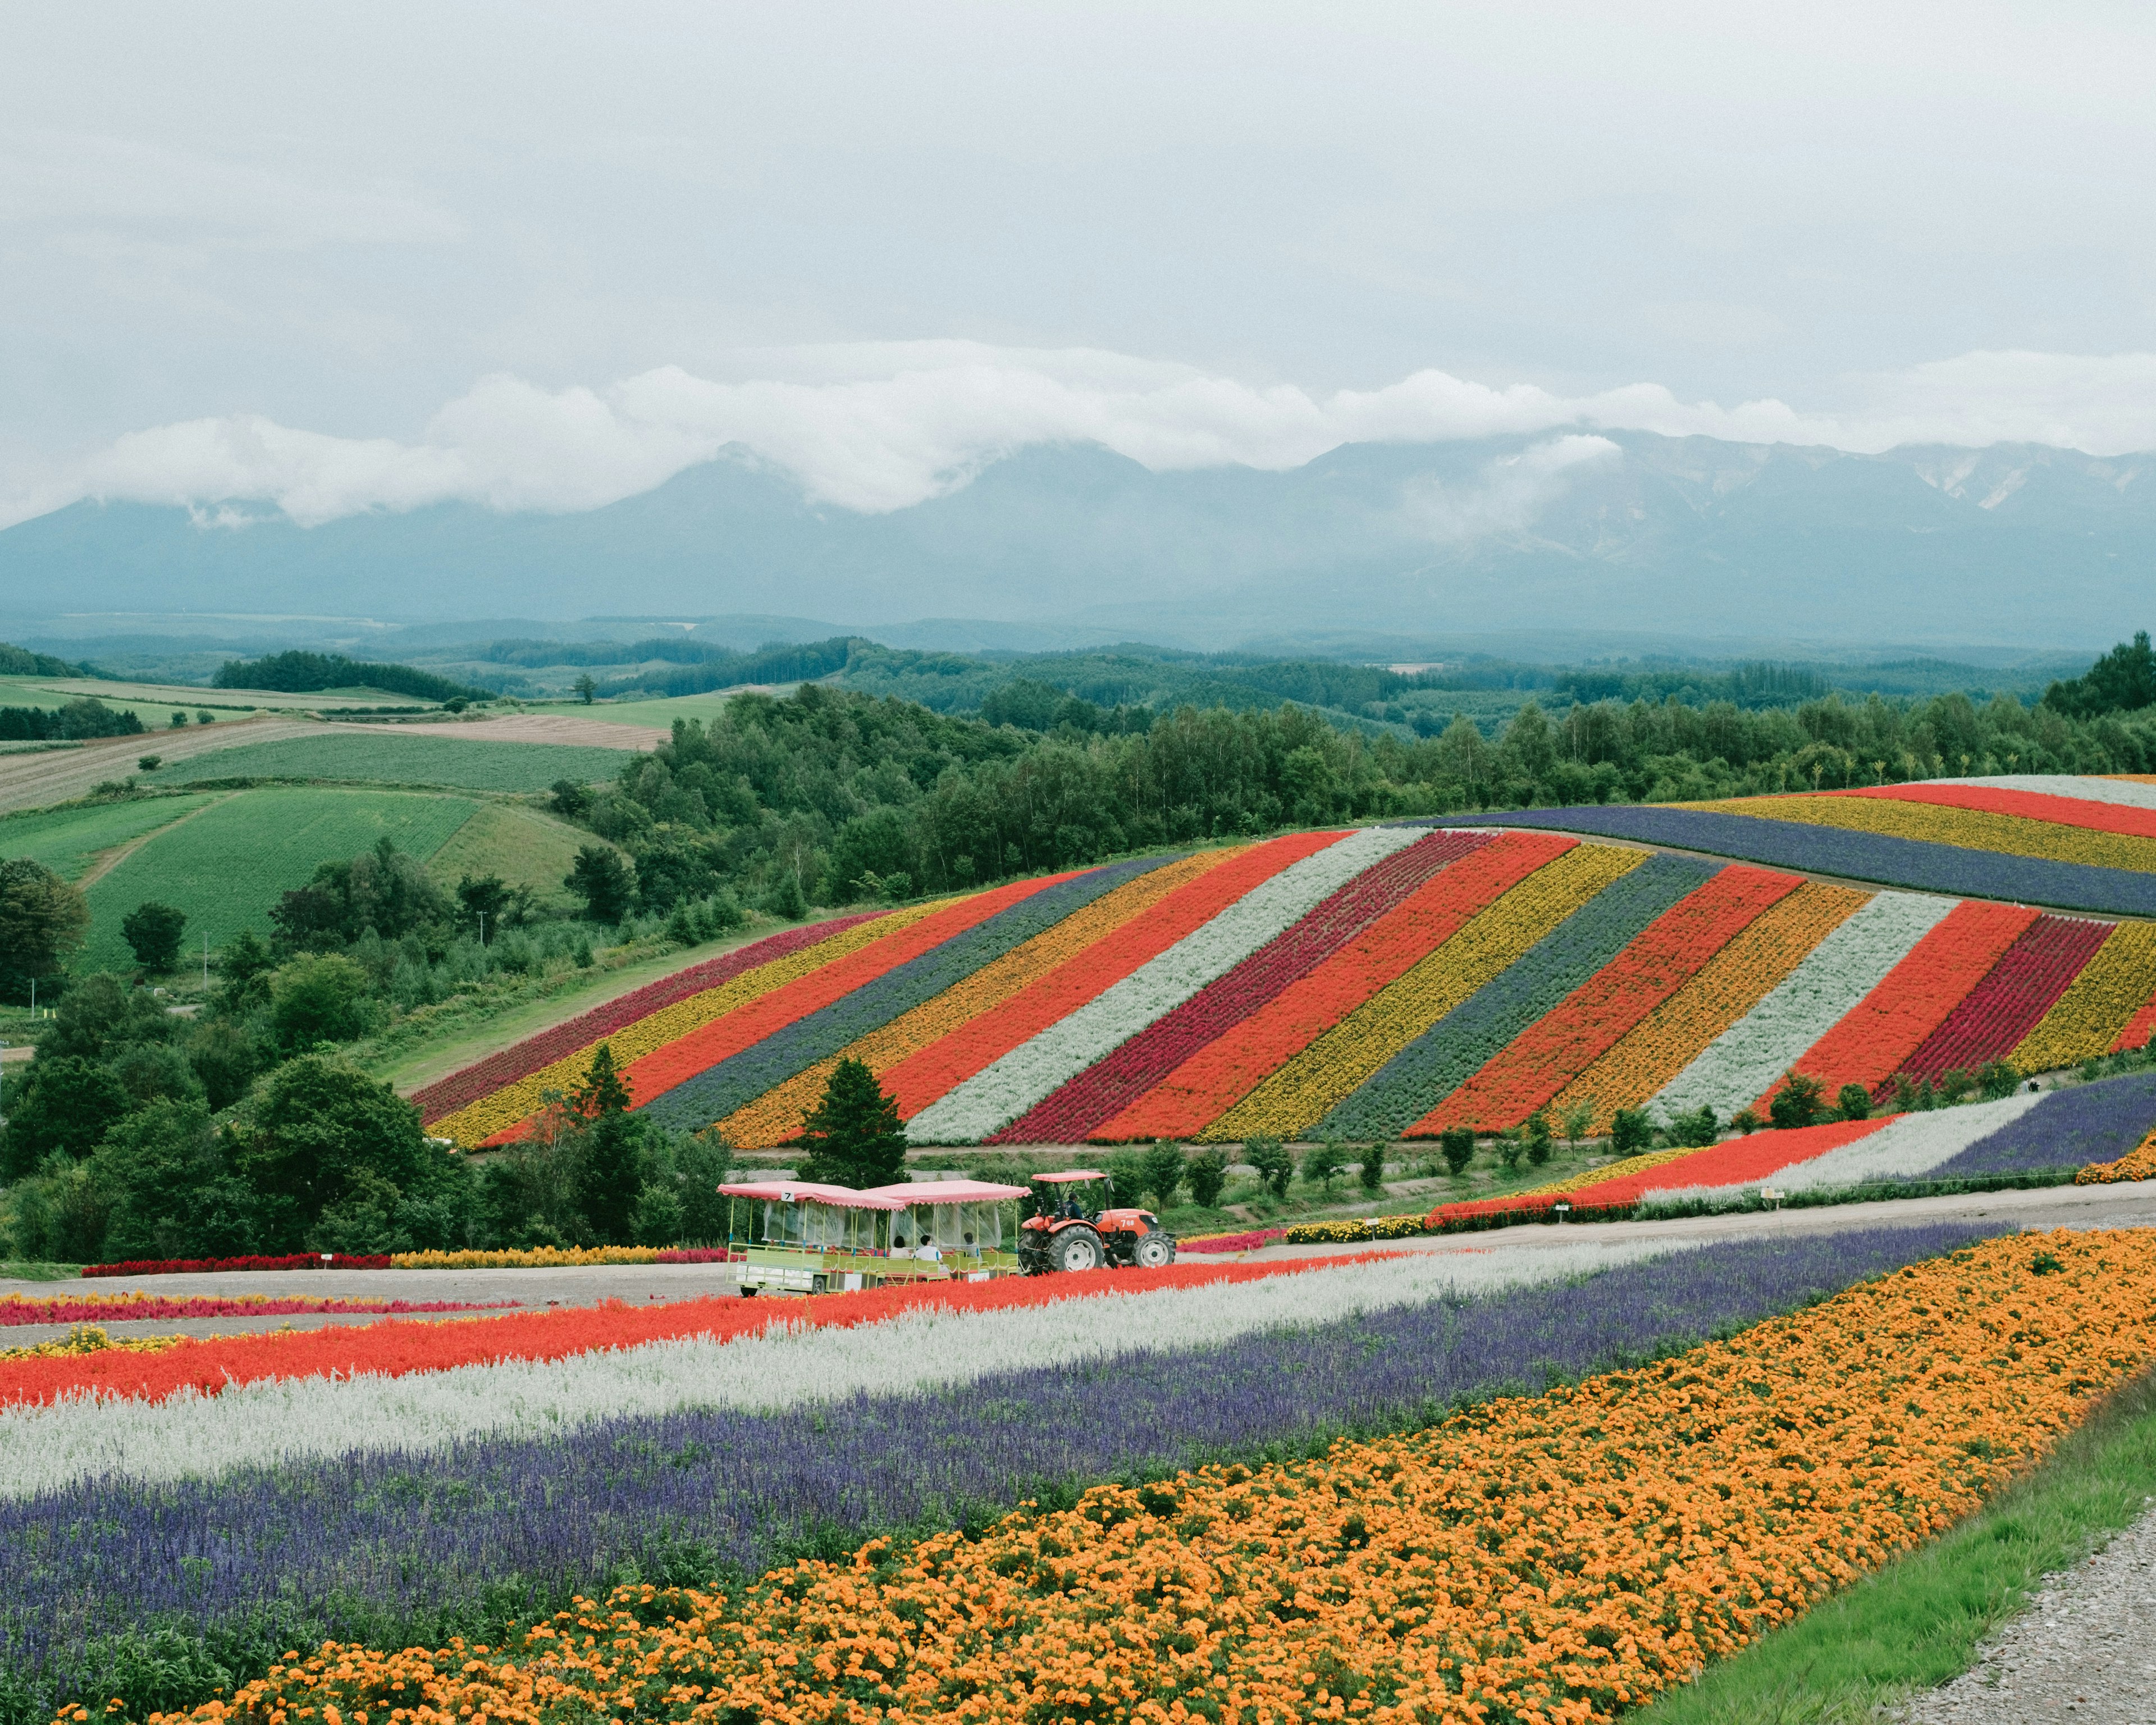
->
xmin=572 ymin=1045 xmax=643 ymax=1245
xmin=797 ymin=1057 xmax=908 ymax=1189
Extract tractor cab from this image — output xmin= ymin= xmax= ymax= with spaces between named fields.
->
xmin=1017 ymin=1170 xmax=1177 ymax=1274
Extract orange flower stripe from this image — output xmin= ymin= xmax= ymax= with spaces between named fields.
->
xmin=1687 ymin=791 xmax=2156 ymax=874
xmin=2009 ymin=920 xmax=2156 ymax=1071
xmin=142 ymin=1230 xmax=2156 ymax=1725
xmin=1756 ymin=898 xmax=2038 ymax=1113
xmin=2076 ymin=1131 xmax=2156 ymax=1184
xmin=1838 ymin=781 xmax=2156 ymax=842
xmin=1095 ymin=833 xmax=1573 ymax=1143
xmin=876 ymin=833 xmax=1340 ymax=1121
xmin=1545 ymin=880 xmax=1868 ymax=1133
xmin=432 ymin=912 xmax=934 ymax=1147
xmin=615 ymin=871 xmax=1091 ymax=1107
xmin=1414 ymin=866 xmax=1804 ymax=1135
xmin=1200 ymin=839 xmax=1637 ymax=1143
xmin=714 ymin=849 xmax=1239 ymax=1144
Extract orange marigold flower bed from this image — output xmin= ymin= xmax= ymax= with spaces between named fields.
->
xmin=134 ymin=1229 xmax=2156 ymax=1725
xmin=2075 ymin=1131 xmax=2156 ymax=1184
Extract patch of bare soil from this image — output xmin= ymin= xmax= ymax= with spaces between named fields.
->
xmin=0 ymin=716 xmax=321 ymax=815
xmin=342 ymin=715 xmax=667 ymax=749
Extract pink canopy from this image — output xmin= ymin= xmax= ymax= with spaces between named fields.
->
xmin=863 ymin=1179 xmax=1030 ymax=1204
xmin=1033 ymin=1170 xmax=1108 ymax=1184
xmin=717 ymin=1181 xmax=910 ymax=1212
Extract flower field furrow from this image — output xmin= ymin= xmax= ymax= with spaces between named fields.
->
xmin=2011 ymin=920 xmax=2156 ymax=1070
xmin=1931 ymin=1068 xmax=2156 ymax=1178
xmin=409 ymin=914 xmax=885 ymax=1124
xmin=1550 ymin=881 xmax=1866 ymax=1131
xmin=1412 ymin=865 xmax=1799 ymax=1135
xmin=1009 ymin=829 xmax=1486 ymax=1143
xmin=977 ymin=827 xmax=1424 ymax=1145
xmin=1196 ymin=833 xmax=1592 ymax=1143
xmin=1935 ymin=773 xmax=2156 ymax=813
xmin=1839 ymin=781 xmax=2156 ymax=841
xmin=877 ymin=836 xmax=1324 ymax=1120
xmin=1340 ymin=851 xmax=1716 ymax=1143
xmin=1688 ymin=791 xmax=2156 ymax=874
xmin=429 ymin=914 xmax=904 ymax=1144
xmin=638 ymin=856 xmax=1172 ymax=1133
xmin=1889 ymin=912 xmax=2114 ymax=1088
xmin=116 ymin=1227 xmax=2134 ymax=1725
xmin=1771 ymin=1090 xmax=2050 ymax=1190
xmin=615 ymin=874 xmax=1088 ymax=1114
xmin=1756 ymin=899 xmax=2036 ymax=1113
xmin=0 ymin=1248 xmax=1610 ymax=1498
xmin=717 ymin=848 xmax=1229 ymax=1144
xmin=1651 ymin=890 xmax=1948 ymax=1122
xmin=0 ymin=1293 xmax=505 ymax=1325
xmin=1450 ymin=804 xmax=2156 ymax=915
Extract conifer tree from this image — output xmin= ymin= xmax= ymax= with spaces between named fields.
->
xmin=797 ymin=1057 xmax=908 ymax=1189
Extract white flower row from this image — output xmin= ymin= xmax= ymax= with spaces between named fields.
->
xmin=0 ymin=1238 xmax=1671 ymax=1500
xmin=1649 ymin=891 xmax=1951 ymax=1124
xmin=1929 ymin=774 xmax=2156 ymax=814
xmin=1767 ymin=1090 xmax=2047 ymax=1192
xmin=906 ymin=825 xmax=1424 ymax=1143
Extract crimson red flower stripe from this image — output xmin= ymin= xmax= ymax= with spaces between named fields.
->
xmin=876 ymin=832 xmax=1343 ymax=1120
xmin=1886 ymin=913 xmax=2114 ymax=1092
xmin=1757 ymin=899 xmax=2038 ymax=1113
xmin=0 ymin=1257 xmax=1367 ymax=1411
xmin=1413 ymin=865 xmax=1803 ymax=1135
xmin=1005 ymin=830 xmax=1490 ymax=1143
xmin=410 ymin=914 xmax=886 ymax=1121
xmin=1837 ymin=782 xmax=2156 ymax=842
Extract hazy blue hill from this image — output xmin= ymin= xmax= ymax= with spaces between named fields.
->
xmin=3 ymin=432 xmax=2150 ymax=649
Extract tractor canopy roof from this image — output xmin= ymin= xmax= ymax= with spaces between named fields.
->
xmin=1032 ymin=1170 xmax=1109 ymax=1184
xmin=716 ymin=1181 xmax=910 ymax=1212
xmin=862 ymin=1179 xmax=1029 ymax=1204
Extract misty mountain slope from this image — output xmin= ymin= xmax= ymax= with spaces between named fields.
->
xmin=2 ymin=432 xmax=2149 ymax=647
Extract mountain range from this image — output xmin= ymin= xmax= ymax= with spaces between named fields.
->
xmin=2 ymin=431 xmax=2149 ymax=651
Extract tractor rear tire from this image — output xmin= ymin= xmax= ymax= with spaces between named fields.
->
xmin=1133 ymin=1233 xmax=1175 ymax=1269
xmin=1052 ymin=1227 xmax=1104 ymax=1272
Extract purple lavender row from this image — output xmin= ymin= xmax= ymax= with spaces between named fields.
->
xmin=1934 ymin=1070 xmax=2156 ymax=1176
xmin=1419 ymin=806 xmax=2156 ymax=916
xmin=4 ymin=1221 xmax=2000 ymax=1717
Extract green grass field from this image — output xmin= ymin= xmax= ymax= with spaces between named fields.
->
xmin=160 ymin=732 xmax=629 ymax=793
xmin=422 ymin=801 xmax=604 ymax=903
xmin=0 ymin=674 xmax=418 ymax=720
xmin=79 ymin=787 xmax=478 ymax=970
xmin=0 ymin=793 xmax=215 ymax=880
xmin=537 ymin=692 xmax=750 ymax=729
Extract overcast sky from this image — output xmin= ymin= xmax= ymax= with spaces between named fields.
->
xmin=4 ymin=1 xmax=2154 ymax=526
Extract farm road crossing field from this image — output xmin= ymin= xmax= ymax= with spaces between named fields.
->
xmin=162 ymin=728 xmax=632 ymax=792
xmin=0 ymin=793 xmax=213 ymax=880
xmin=79 ymin=786 xmax=478 ymax=969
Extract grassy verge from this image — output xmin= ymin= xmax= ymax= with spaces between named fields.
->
xmin=1645 ymin=1364 xmax=2156 ymax=1722
xmin=0 ymin=1260 xmax=85 ymax=1281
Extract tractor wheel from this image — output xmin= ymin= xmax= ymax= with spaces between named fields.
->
xmin=1051 ymin=1227 xmax=1104 ymax=1273
xmin=1133 ymin=1233 xmax=1175 ymax=1269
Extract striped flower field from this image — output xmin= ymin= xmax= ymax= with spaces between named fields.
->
xmin=415 ymin=785 xmax=2156 ymax=1148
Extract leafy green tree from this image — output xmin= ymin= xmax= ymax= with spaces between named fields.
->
xmin=631 ymin=1181 xmax=686 ymax=1246
xmin=1610 ymin=1108 xmax=1655 ymax=1155
xmin=1438 ymin=1126 xmax=1476 ymax=1178
xmin=1730 ymin=1107 xmax=1762 ymax=1135
xmin=1668 ymin=1104 xmax=1719 ymax=1147
xmin=796 ymin=1057 xmax=908 ymax=1189
xmin=567 ymin=845 xmax=635 ymax=923
xmin=1523 ymin=1111 xmax=1555 ymax=1166
xmin=0 ymin=857 xmax=89 ymax=1003
xmin=38 ymin=973 xmax=170 ymax=1063
xmin=2 ymin=1056 xmax=132 ymax=1174
xmin=1300 ymin=1138 xmax=1348 ymax=1192
xmin=642 ymin=1128 xmax=734 ymax=1244
xmin=574 ymin=673 xmax=598 ymax=705
xmin=1358 ymin=1144 xmax=1387 ymax=1194
xmin=267 ymin=954 xmax=378 ymax=1050
xmin=95 ymin=1098 xmax=256 ymax=1263
xmin=1837 ymin=1082 xmax=1872 ymax=1122
xmin=1185 ymin=1148 xmax=1230 ymax=1208
xmin=184 ymin=1015 xmax=262 ymax=1110
xmin=1139 ymin=1140 xmax=1186 ymax=1210
xmin=1244 ymin=1135 xmax=1294 ymax=1200
xmin=1979 ymin=1060 xmax=2021 ymax=1101
xmin=455 ymin=874 xmax=515 ymax=937
xmin=1769 ymin=1071 xmax=1828 ymax=1130
xmin=1561 ymin=1102 xmax=1594 ymax=1153
xmin=120 ymin=901 xmax=188 ymax=973
xmin=766 ymin=867 xmax=808 ymax=921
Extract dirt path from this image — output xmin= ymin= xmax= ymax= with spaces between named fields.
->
xmin=1898 ymin=1503 xmax=2156 ymax=1723
xmin=0 ymin=715 xmax=319 ymax=814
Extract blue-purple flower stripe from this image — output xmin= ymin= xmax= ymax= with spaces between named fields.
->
xmin=1428 ymin=807 xmax=2156 ymax=916
xmin=1317 ymin=851 xmax=1716 ymax=1140
xmin=1 ymin=1222 xmax=1997 ymax=1717
xmin=1929 ymin=1069 xmax=2156 ymax=1176
xmin=642 ymin=854 xmax=1179 ymax=1129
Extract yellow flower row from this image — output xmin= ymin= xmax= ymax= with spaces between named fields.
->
xmin=387 ymin=1246 xmax=712 ymax=1269
xmin=142 ymin=1229 xmax=2156 ymax=1725
xmin=1691 ymin=792 xmax=2156 ymax=874
xmin=715 ymin=850 xmax=1242 ymax=1147
xmin=0 ymin=1324 xmax=191 ymax=1363
xmin=2012 ymin=921 xmax=2156 ymax=1073
xmin=1519 ymin=1143 xmax=1705 ymax=1196
xmin=428 ymin=906 xmax=948 ymax=1146
xmin=1543 ymin=880 xmax=1867 ymax=1133
xmin=2075 ymin=1131 xmax=2156 ymax=1184
xmin=1202 ymin=845 xmax=1643 ymax=1142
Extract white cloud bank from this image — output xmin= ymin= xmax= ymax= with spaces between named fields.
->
xmin=8 ymin=343 xmax=2156 ymax=531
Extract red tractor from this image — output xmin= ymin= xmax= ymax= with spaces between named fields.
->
xmin=1018 ymin=1170 xmax=1177 ymax=1274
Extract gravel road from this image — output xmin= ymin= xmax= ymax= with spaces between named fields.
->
xmin=1898 ymin=1501 xmax=2156 ymax=1724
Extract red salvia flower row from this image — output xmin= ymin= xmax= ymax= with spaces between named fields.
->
xmin=1885 ymin=912 xmax=2114 ymax=1094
